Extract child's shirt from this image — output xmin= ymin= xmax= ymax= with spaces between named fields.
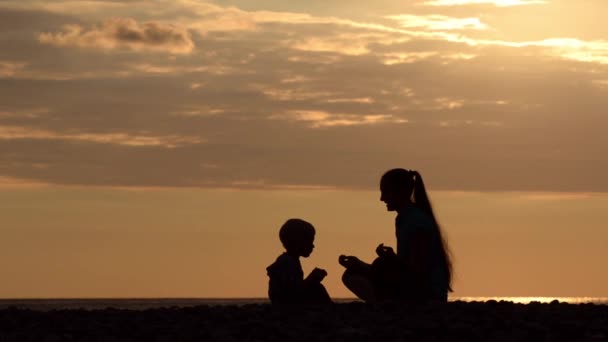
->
xmin=266 ymin=253 xmax=304 ymax=304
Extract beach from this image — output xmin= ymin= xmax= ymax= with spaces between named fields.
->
xmin=1 ymin=301 xmax=607 ymax=341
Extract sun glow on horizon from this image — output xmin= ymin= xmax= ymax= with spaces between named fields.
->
xmin=455 ymin=297 xmax=608 ymax=304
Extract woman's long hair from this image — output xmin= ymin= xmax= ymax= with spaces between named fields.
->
xmin=381 ymin=168 xmax=453 ymax=291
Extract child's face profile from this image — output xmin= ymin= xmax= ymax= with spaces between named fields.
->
xmin=291 ymin=233 xmax=315 ymax=258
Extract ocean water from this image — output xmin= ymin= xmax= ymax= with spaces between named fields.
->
xmin=0 ymin=297 xmax=606 ymax=311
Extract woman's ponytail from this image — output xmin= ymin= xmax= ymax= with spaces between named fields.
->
xmin=412 ymin=171 xmax=433 ymax=220
xmin=412 ymin=170 xmax=453 ymax=292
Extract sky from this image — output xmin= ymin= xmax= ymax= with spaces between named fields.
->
xmin=1 ymin=0 xmax=607 ymax=298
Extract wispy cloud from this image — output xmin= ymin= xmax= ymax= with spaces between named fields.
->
xmin=289 ymin=36 xmax=372 ymax=56
xmin=421 ymin=0 xmax=547 ymax=7
xmin=254 ymin=84 xmax=337 ymax=102
xmin=0 ymin=176 xmax=50 ymax=189
xmin=186 ymin=3 xmax=607 ymax=65
xmin=381 ymin=51 xmax=439 ymax=65
xmin=0 ymin=108 xmax=50 ymax=119
xmin=520 ymin=193 xmax=594 ymax=201
xmin=536 ymin=38 xmax=608 ymax=64
xmin=439 ymin=119 xmax=504 ymax=127
xmin=326 ymin=97 xmax=375 ymax=104
xmin=460 ymin=37 xmax=608 ymax=64
xmin=228 ymin=179 xmax=338 ymax=191
xmin=0 ymin=126 xmax=203 ymax=148
xmin=171 ymin=107 xmax=226 ymax=117
xmin=434 ymin=97 xmax=465 ymax=110
xmin=387 ymin=14 xmax=487 ymax=31
xmin=272 ymin=110 xmax=407 ymax=128
xmin=39 ymin=17 xmax=194 ymax=54
xmin=0 ymin=0 xmax=129 ymax=14
xmin=0 ymin=61 xmax=27 ymax=78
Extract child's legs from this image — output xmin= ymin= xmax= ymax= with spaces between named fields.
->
xmin=304 ymin=282 xmax=333 ymax=304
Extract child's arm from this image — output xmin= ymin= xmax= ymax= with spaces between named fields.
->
xmin=275 ymin=269 xmax=326 ymax=303
xmin=304 ymin=267 xmax=327 ymax=284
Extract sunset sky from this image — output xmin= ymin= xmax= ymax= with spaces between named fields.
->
xmin=1 ymin=0 xmax=607 ymax=298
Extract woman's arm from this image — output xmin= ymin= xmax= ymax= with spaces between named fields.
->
xmin=339 ymin=255 xmax=371 ymax=273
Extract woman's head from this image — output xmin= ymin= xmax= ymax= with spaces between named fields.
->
xmin=380 ymin=168 xmax=435 ymax=216
xmin=380 ymin=168 xmax=416 ymax=212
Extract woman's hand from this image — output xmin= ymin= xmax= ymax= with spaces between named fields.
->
xmin=376 ymin=243 xmax=396 ymax=258
xmin=338 ymin=255 xmax=362 ymax=270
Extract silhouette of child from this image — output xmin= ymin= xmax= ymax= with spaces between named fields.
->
xmin=266 ymin=218 xmax=332 ymax=305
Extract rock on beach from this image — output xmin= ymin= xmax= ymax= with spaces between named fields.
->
xmin=1 ymin=301 xmax=607 ymax=342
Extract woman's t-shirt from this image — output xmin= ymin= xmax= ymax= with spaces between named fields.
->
xmin=395 ymin=206 xmax=449 ymax=301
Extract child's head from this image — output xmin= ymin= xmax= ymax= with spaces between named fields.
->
xmin=279 ymin=218 xmax=315 ymax=257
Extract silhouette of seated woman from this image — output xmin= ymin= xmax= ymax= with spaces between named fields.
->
xmin=339 ymin=169 xmax=453 ymax=302
xmin=267 ymin=218 xmax=332 ymax=305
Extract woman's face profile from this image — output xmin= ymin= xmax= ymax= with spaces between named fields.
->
xmin=380 ymin=178 xmax=409 ymax=211
xmin=380 ymin=182 xmax=396 ymax=211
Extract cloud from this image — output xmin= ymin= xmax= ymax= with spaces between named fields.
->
xmin=420 ymin=0 xmax=547 ymax=6
xmin=184 ymin=4 xmax=608 ymax=66
xmin=171 ymin=106 xmax=225 ymax=117
xmin=439 ymin=119 xmax=504 ymax=127
xmin=0 ymin=61 xmax=27 ymax=78
xmin=39 ymin=17 xmax=194 ymax=54
xmin=0 ymin=176 xmax=50 ymax=189
xmin=289 ymin=36 xmax=371 ymax=55
xmin=0 ymin=0 xmax=130 ymax=15
xmin=387 ymin=14 xmax=487 ymax=31
xmin=536 ymin=38 xmax=608 ymax=65
xmin=380 ymin=51 xmax=439 ymax=64
xmin=326 ymin=97 xmax=375 ymax=104
xmin=253 ymin=84 xmax=338 ymax=102
xmin=448 ymin=37 xmax=608 ymax=65
xmin=520 ymin=193 xmax=594 ymax=201
xmin=228 ymin=179 xmax=338 ymax=191
xmin=2 ymin=1 xmax=608 ymax=191
xmin=131 ymin=63 xmax=235 ymax=75
xmin=272 ymin=110 xmax=407 ymax=128
xmin=0 ymin=108 xmax=50 ymax=121
xmin=0 ymin=126 xmax=203 ymax=148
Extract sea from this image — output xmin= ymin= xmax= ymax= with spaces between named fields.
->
xmin=0 ymin=297 xmax=606 ymax=311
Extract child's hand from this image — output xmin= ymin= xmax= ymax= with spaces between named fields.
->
xmin=376 ymin=243 xmax=396 ymax=258
xmin=338 ymin=255 xmax=362 ymax=269
xmin=307 ymin=268 xmax=327 ymax=283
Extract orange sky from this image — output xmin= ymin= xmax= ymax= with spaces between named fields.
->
xmin=1 ymin=186 xmax=607 ymax=298
xmin=1 ymin=0 xmax=608 ymax=298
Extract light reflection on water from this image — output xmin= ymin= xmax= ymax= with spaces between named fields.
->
xmin=453 ymin=297 xmax=608 ymax=304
